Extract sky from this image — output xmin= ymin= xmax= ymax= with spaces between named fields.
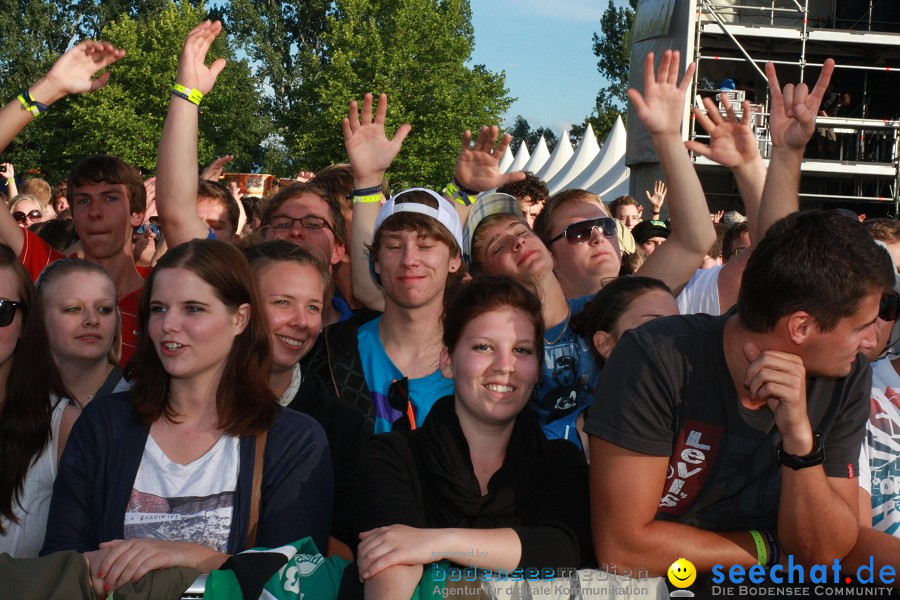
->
xmin=469 ymin=0 xmax=615 ymax=136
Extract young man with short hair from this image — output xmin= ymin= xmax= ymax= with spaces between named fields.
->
xmin=0 ymin=42 xmax=149 ymax=362
xmin=588 ymin=57 xmax=885 ymax=587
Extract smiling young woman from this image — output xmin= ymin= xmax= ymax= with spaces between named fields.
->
xmin=353 ymin=276 xmax=593 ymax=599
xmin=42 ymin=239 xmax=333 ymax=597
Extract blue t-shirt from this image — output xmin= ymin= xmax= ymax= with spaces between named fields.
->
xmin=358 ymin=316 xmax=455 ymax=433
xmin=531 ymin=294 xmax=598 ymax=450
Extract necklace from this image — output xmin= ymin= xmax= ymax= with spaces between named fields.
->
xmin=544 ymin=307 xmax=571 ymax=345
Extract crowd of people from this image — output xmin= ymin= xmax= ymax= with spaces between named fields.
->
xmin=0 ymin=18 xmax=897 ymax=600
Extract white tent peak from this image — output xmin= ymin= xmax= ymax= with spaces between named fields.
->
xmin=535 ymin=129 xmax=574 ymax=183
xmin=523 ymin=136 xmax=551 ymax=173
xmin=545 ymin=124 xmax=601 ymax=195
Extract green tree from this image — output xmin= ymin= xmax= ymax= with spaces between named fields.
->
xmin=508 ymin=115 xmax=557 ymax=154
xmin=2 ymin=1 xmax=272 ymax=180
xmin=572 ymin=0 xmax=636 ymax=144
xmin=284 ymin=0 xmax=512 ymax=188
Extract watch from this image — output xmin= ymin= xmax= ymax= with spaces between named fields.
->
xmin=777 ymin=433 xmax=824 ymax=470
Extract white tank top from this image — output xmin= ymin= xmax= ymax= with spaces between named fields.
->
xmin=0 ymin=399 xmax=68 ymax=557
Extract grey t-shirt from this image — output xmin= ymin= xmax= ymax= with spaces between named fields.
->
xmin=585 ymin=311 xmax=869 ymax=531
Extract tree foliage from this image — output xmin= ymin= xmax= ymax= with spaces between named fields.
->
xmin=508 ymin=115 xmax=558 ymax=154
xmin=1 ymin=1 xmax=271 ymax=180
xmin=259 ymin=0 xmax=512 ymax=187
xmin=572 ymin=0 xmax=636 ymax=144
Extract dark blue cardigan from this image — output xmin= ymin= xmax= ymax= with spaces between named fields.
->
xmin=41 ymin=392 xmax=333 ymax=556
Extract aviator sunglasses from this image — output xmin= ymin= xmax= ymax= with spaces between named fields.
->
xmin=13 ymin=209 xmax=42 ymax=224
xmin=0 ymin=299 xmax=23 ymax=327
xmin=549 ymin=217 xmax=618 ymax=245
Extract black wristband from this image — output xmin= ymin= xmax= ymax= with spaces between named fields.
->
xmin=353 ymin=184 xmax=383 ymax=196
xmin=454 ymin=178 xmax=478 ymax=196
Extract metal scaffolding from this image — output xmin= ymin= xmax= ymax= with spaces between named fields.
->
xmin=687 ymin=0 xmax=900 ymax=215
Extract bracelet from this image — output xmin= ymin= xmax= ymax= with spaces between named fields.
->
xmin=762 ymin=529 xmax=779 ymax=567
xmin=444 ymin=180 xmax=476 ymax=206
xmin=172 ymin=83 xmax=204 ymax=106
xmin=353 ymin=193 xmax=382 ymax=204
xmin=353 ymin=184 xmax=382 ymax=196
xmin=748 ymin=530 xmax=767 ymax=566
xmin=5 ymin=177 xmax=13 ymax=183
xmin=17 ymin=89 xmax=47 ymax=117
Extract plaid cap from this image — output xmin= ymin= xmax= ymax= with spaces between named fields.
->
xmin=462 ymin=192 xmax=523 ymax=262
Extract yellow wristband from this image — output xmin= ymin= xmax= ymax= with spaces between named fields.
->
xmin=353 ymin=193 xmax=382 ymax=204
xmin=172 ymin=83 xmax=204 ymax=106
xmin=443 ymin=181 xmax=475 ymax=206
xmin=17 ymin=94 xmax=40 ymax=117
xmin=749 ymin=530 xmax=767 ymax=566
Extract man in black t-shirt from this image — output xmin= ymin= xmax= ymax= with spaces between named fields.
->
xmin=587 ymin=208 xmax=895 ymax=581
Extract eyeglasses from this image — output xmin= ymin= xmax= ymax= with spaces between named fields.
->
xmin=269 ymin=215 xmax=335 ymax=234
xmin=135 ymin=223 xmax=159 ymax=235
xmin=13 ymin=210 xmax=42 ymax=224
xmin=0 ymin=299 xmax=23 ymax=327
xmin=387 ymin=377 xmax=415 ymax=431
xmin=549 ymin=217 xmax=618 ymax=245
xmin=879 ymin=292 xmax=900 ymax=322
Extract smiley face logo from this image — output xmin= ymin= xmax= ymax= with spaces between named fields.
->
xmin=667 ymin=558 xmax=696 ymax=588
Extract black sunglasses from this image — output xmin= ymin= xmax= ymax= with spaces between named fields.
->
xmin=549 ymin=217 xmax=618 ymax=245
xmin=387 ymin=377 xmax=415 ymax=431
xmin=879 ymin=292 xmax=900 ymax=322
xmin=13 ymin=209 xmax=42 ymax=224
xmin=0 ymin=299 xmax=23 ymax=327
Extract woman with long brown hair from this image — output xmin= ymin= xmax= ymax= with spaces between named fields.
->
xmin=43 ymin=239 xmax=332 ymax=597
xmin=0 ymin=244 xmax=75 ymax=557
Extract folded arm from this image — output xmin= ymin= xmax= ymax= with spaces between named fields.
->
xmin=590 ymin=438 xmax=760 ymax=575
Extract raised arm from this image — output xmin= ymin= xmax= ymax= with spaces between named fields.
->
xmin=447 ymin=126 xmax=525 ymax=222
xmin=758 ymin=59 xmax=835 ymax=233
xmin=0 ymin=41 xmax=124 ymax=254
xmin=156 ymin=20 xmax=227 ymax=248
xmin=686 ymin=94 xmax=766 ymax=310
xmin=2 ymin=163 xmax=17 ymax=199
xmin=628 ymin=51 xmax=716 ymax=295
xmin=344 ymin=92 xmax=411 ymax=311
xmin=645 ymin=180 xmax=666 ymax=220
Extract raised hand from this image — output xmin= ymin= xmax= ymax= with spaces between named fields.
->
xmin=686 ymin=96 xmax=760 ymax=168
xmin=455 ymin=125 xmax=525 ymax=192
xmin=342 ymin=93 xmax=411 ymax=188
xmin=200 ymin=154 xmax=234 ymax=181
xmin=645 ymin=180 xmax=667 ymax=213
xmin=628 ymin=50 xmax=696 ymax=137
xmin=176 ymin=20 xmax=227 ymax=96
xmin=41 ymin=41 xmax=126 ymax=100
xmin=295 ymin=170 xmax=315 ymax=182
xmin=766 ymin=59 xmax=834 ymax=151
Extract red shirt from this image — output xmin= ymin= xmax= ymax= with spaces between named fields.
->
xmin=19 ymin=229 xmax=145 ymax=366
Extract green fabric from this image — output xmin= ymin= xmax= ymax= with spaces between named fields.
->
xmin=204 ymin=568 xmax=243 ymax=600
xmin=204 ymin=538 xmax=452 ymax=600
